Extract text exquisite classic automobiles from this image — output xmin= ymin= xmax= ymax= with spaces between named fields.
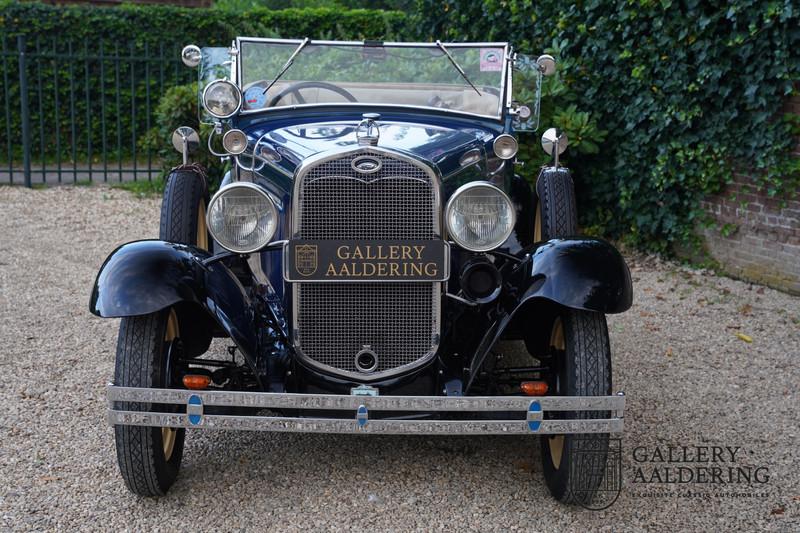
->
xmin=91 ymin=38 xmax=632 ymax=503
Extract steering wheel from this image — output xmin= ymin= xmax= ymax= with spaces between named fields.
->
xmin=267 ymin=81 xmax=357 ymax=107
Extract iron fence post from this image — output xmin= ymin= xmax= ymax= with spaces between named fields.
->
xmin=17 ymin=35 xmax=32 ymax=188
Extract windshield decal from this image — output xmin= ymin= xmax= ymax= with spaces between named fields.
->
xmin=480 ymin=49 xmax=504 ymax=72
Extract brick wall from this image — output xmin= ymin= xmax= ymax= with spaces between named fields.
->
xmin=697 ymin=94 xmax=800 ymax=295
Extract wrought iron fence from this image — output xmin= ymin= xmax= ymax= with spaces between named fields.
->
xmin=1 ymin=34 xmax=195 ymax=187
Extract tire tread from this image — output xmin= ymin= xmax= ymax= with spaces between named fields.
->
xmin=114 ymin=314 xmax=167 ymax=496
xmin=536 ymin=168 xmax=578 ymax=238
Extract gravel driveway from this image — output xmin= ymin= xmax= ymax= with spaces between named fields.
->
xmin=1 ymin=185 xmax=798 ymax=532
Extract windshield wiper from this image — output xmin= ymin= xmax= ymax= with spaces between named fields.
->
xmin=435 ymin=40 xmax=482 ymax=97
xmin=262 ymin=37 xmax=310 ymax=95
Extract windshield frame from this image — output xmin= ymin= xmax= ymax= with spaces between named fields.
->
xmin=234 ymin=37 xmax=511 ymax=121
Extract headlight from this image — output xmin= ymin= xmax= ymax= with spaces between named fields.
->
xmin=202 ymin=80 xmax=241 ymax=119
xmin=445 ymin=182 xmax=515 ymax=252
xmin=207 ymin=183 xmax=277 ymax=253
xmin=493 ymin=134 xmax=518 ymax=159
xmin=222 ymin=129 xmax=248 ymax=155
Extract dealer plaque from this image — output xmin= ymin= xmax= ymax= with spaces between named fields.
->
xmin=284 ymin=240 xmax=449 ymax=282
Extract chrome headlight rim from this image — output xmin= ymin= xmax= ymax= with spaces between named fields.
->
xmin=445 ymin=181 xmax=516 ymax=253
xmin=493 ymin=134 xmax=519 ymax=160
xmin=222 ymin=128 xmax=248 ymax=155
xmin=202 ymin=80 xmax=242 ymax=119
xmin=206 ymin=182 xmax=277 ymax=254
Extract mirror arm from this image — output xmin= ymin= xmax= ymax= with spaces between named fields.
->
xmin=553 ymin=138 xmax=560 ymax=169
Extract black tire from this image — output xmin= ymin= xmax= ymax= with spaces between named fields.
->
xmin=113 ymin=167 xmax=208 ymax=496
xmin=540 ymin=309 xmax=612 ymax=504
xmin=534 ymin=167 xmax=578 ymax=240
xmin=114 ymin=310 xmax=185 ymax=497
xmin=159 ymin=167 xmax=209 ymax=248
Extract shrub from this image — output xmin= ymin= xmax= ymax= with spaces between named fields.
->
xmin=140 ymin=83 xmax=227 ymax=188
xmin=0 ymin=1 xmax=409 ymax=164
xmin=416 ymin=0 xmax=800 ymax=251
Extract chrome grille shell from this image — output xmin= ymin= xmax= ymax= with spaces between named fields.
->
xmin=291 ymin=147 xmax=443 ymax=381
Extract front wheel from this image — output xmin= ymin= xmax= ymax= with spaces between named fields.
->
xmin=113 ymin=309 xmax=184 ymax=496
xmin=112 ymin=167 xmax=209 ymax=496
xmin=540 ymin=309 xmax=611 ymax=504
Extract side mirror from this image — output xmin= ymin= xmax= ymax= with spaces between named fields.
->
xmin=536 ymin=54 xmax=556 ymax=76
xmin=541 ymin=127 xmax=568 ymax=168
xmin=181 ymin=45 xmax=202 ymax=68
xmin=172 ymin=127 xmax=200 ymax=165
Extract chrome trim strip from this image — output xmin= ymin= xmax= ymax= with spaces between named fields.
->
xmin=108 ymin=385 xmax=625 ymax=411
xmin=237 ymin=37 xmax=510 ymax=47
xmin=107 ymin=385 xmax=625 ymax=435
xmin=505 ymin=48 xmax=514 ymax=110
xmin=107 ymin=411 xmax=623 ymax=435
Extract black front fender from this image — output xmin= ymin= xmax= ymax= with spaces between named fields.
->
xmin=466 ymin=238 xmax=632 ymax=390
xmin=90 ymin=240 xmax=258 ymax=366
xmin=521 ymin=238 xmax=632 ymax=313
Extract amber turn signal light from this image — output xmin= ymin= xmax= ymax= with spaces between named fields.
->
xmin=520 ymin=381 xmax=548 ymax=396
xmin=183 ymin=374 xmax=211 ymax=390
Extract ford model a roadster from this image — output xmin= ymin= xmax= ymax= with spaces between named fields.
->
xmin=91 ymin=38 xmax=632 ymax=502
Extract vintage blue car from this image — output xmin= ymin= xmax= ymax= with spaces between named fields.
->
xmin=91 ymin=38 xmax=631 ymax=503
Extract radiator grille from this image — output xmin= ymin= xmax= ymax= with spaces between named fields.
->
xmin=298 ymin=152 xmax=436 ymax=240
xmin=293 ymin=149 xmax=441 ymax=379
xmin=297 ymin=283 xmax=439 ymax=374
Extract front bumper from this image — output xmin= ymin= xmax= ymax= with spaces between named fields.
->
xmin=107 ymin=385 xmax=625 ymax=435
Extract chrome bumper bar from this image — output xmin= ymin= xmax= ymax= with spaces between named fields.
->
xmin=107 ymin=385 xmax=625 ymax=435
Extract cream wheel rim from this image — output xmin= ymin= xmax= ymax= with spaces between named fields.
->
xmin=196 ymin=201 xmax=209 ymax=251
xmin=161 ymin=309 xmax=179 ymax=461
xmin=548 ymin=317 xmax=565 ymax=470
xmin=534 ymin=204 xmax=543 ymax=242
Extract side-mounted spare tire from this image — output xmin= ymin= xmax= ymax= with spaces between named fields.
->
xmin=534 ymin=167 xmax=578 ymax=240
xmin=113 ymin=165 xmax=209 ymax=497
xmin=532 ymin=166 xmax=614 ymax=506
xmin=159 ymin=164 xmax=210 ymax=248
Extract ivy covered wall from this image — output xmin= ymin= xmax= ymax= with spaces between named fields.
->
xmin=416 ymin=0 xmax=800 ymax=253
xmin=2 ymin=0 xmax=799 ymax=261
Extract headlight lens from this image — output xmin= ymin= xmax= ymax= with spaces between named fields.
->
xmin=493 ymin=134 xmax=519 ymax=159
xmin=446 ymin=182 xmax=515 ymax=252
xmin=222 ymin=129 xmax=248 ymax=155
xmin=202 ymin=80 xmax=241 ymax=119
xmin=207 ymin=183 xmax=277 ymax=253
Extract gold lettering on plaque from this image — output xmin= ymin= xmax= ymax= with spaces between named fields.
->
xmin=317 ymin=242 xmax=441 ymax=279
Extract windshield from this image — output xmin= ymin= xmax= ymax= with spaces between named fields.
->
xmin=237 ymin=39 xmax=508 ymax=119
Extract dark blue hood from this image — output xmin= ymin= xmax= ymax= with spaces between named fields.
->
xmin=240 ymin=115 xmax=502 ymax=179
